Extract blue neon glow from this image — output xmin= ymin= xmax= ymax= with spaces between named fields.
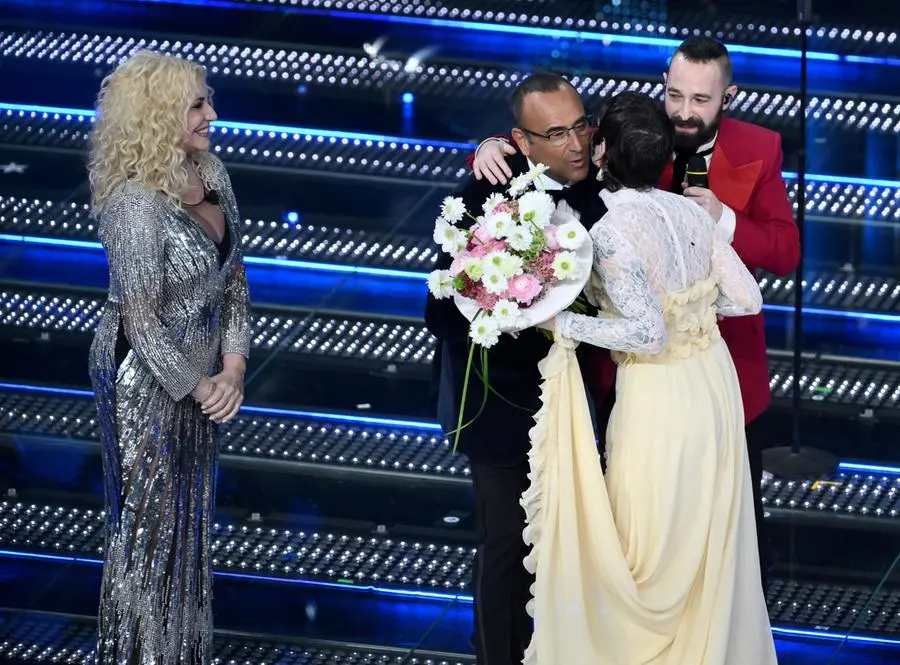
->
xmin=0 ymin=549 xmax=103 ymax=566
xmin=243 ymin=255 xmax=428 ymax=280
xmin=771 ymin=625 xmax=900 ymax=647
xmin=0 ymin=233 xmax=102 ymax=250
xmin=0 ymin=102 xmax=473 ymax=150
xmin=782 ymin=171 xmax=900 ymax=189
xmin=0 ymin=548 xmax=462 ymax=600
xmin=762 ymin=304 xmax=900 ymax=325
xmin=2 ymin=547 xmax=900 ymax=646
xmin=0 ymin=382 xmax=94 ymax=398
xmin=0 ymin=381 xmax=443 ymax=431
xmin=285 ymin=211 xmax=300 ymax=224
xmin=240 ymin=405 xmax=442 ymax=431
xmin=0 ymin=233 xmax=428 ymax=280
xmin=837 ymin=462 xmax=900 ymax=476
xmin=402 ymin=92 xmax=414 ymax=104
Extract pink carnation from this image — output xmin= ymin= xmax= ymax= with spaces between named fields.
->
xmin=506 ymin=274 xmax=543 ymax=305
xmin=475 ymin=290 xmax=500 ymax=310
xmin=526 ymin=251 xmax=558 ymax=283
xmin=459 ymin=275 xmax=480 ymax=299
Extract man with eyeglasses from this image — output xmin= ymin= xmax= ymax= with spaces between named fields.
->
xmin=424 ymin=72 xmax=610 ymax=665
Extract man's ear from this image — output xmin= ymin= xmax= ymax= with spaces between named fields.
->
xmin=723 ymin=83 xmax=738 ymax=108
xmin=511 ymin=127 xmax=531 ymax=157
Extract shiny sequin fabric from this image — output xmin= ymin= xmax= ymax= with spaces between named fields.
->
xmin=87 ymin=153 xmax=251 ymax=665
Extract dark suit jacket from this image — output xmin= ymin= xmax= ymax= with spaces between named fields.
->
xmin=424 ymin=153 xmax=608 ymax=466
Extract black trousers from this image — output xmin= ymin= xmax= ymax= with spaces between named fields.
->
xmin=745 ymin=417 xmax=771 ymax=592
xmin=469 ymin=461 xmax=534 ymax=665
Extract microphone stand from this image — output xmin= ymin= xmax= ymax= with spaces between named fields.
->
xmin=762 ymin=0 xmax=836 ymax=479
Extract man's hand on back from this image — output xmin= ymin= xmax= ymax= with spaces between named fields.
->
xmin=473 ymin=139 xmax=517 ymax=185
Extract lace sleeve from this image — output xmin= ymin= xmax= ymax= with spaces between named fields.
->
xmin=556 ymin=222 xmax=666 ymax=354
xmin=711 ymin=229 xmax=764 ymax=317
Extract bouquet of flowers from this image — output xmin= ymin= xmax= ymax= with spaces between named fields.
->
xmin=427 ymin=163 xmax=593 ymax=347
xmin=427 ymin=164 xmax=594 ymax=448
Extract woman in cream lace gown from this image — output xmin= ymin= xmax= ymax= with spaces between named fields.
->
xmin=523 ymin=92 xmax=778 ymax=664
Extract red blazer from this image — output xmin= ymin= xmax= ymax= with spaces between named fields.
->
xmin=466 ymin=117 xmax=800 ymax=424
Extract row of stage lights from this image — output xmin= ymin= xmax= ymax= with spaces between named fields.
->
xmin=5 ymin=381 xmax=900 ymax=483
xmin=105 ymin=0 xmax=900 ymax=57
xmin=3 ymin=31 xmax=900 ymax=133
xmin=6 ymin=193 xmax=900 ymax=280
xmin=5 ymin=104 xmax=900 ymax=225
xmin=4 ymin=494 xmax=900 ymax=597
xmin=2 ymin=292 xmax=900 ymax=408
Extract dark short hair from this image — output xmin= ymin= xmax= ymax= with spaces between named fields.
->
xmin=509 ymin=72 xmax=575 ymax=125
xmin=593 ymin=92 xmax=674 ymax=192
xmin=672 ymin=36 xmax=733 ymax=86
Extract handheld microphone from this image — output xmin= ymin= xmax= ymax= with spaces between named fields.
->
xmin=685 ymin=154 xmax=709 ymax=189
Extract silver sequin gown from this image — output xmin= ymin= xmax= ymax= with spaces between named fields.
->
xmin=88 ymin=153 xmax=251 ymax=665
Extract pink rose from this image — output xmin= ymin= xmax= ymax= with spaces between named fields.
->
xmin=472 ymin=224 xmax=494 ymax=246
xmin=506 ymin=274 xmax=543 ymax=305
xmin=450 ymin=255 xmax=467 ymax=276
xmin=470 ymin=239 xmax=507 ymax=257
xmin=543 ymin=225 xmax=560 ymax=250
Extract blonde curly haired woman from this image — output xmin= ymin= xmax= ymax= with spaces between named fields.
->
xmin=87 ymin=50 xmax=251 ymax=664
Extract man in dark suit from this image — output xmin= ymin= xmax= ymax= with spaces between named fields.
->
xmin=470 ymin=37 xmax=800 ymax=592
xmin=424 ymin=73 xmax=608 ymax=665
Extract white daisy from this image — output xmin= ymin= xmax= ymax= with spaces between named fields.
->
xmin=499 ymin=253 xmax=524 ymax=277
xmin=484 ymin=211 xmax=513 ymax=239
xmin=505 ymin=223 xmax=535 ymax=252
xmin=491 ymin=299 xmax=522 ymax=329
xmin=552 ymin=251 xmax=581 ymax=280
xmin=463 ymin=257 xmax=485 ymax=281
xmin=481 ymin=266 xmax=510 ymax=295
xmin=507 ymin=173 xmax=531 ymax=197
xmin=526 ymin=162 xmax=550 ymax=183
xmin=470 ymin=315 xmax=501 ymax=348
xmin=555 ymin=221 xmax=585 ymax=250
xmin=482 ymin=193 xmax=506 ymax=214
xmin=440 ymin=196 xmax=466 ymax=224
xmin=427 ymin=270 xmax=456 ymax=299
xmin=517 ymin=190 xmax=555 ymax=228
xmin=433 ymin=218 xmax=466 ymax=254
xmin=483 ymin=250 xmax=510 ymax=271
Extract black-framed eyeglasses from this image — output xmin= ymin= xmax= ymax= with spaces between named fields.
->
xmin=520 ymin=115 xmax=592 ymax=147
